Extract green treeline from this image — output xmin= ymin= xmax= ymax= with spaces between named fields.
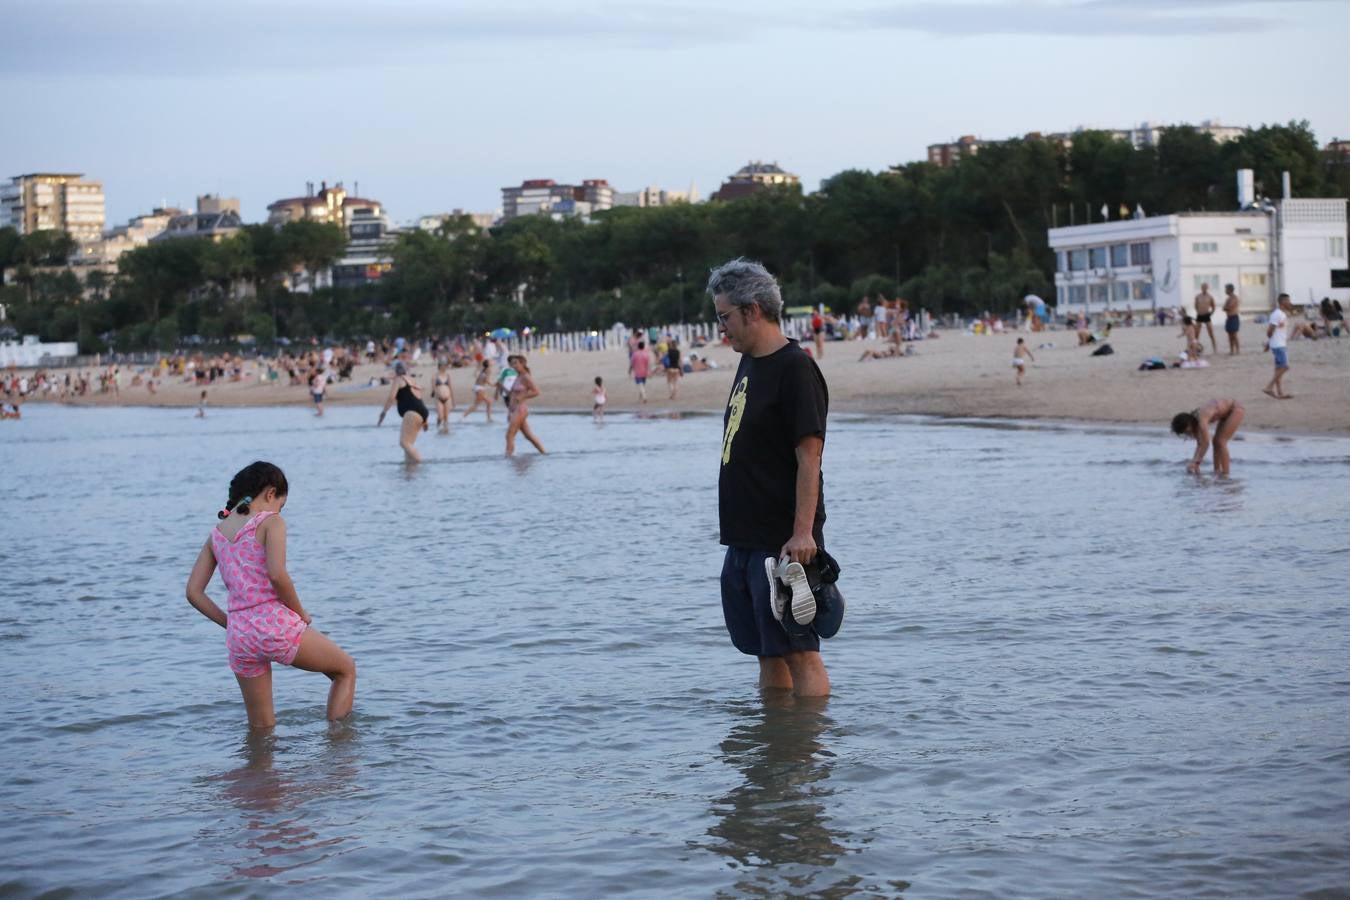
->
xmin=2 ymin=121 xmax=1344 ymax=353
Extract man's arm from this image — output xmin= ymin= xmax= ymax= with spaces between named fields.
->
xmin=782 ymin=435 xmax=824 ymax=565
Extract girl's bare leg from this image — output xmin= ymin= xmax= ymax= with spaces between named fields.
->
xmin=236 ymin=669 xmax=277 ymax=729
xmin=290 ymin=628 xmax=357 ymax=721
xmin=520 ymin=417 xmax=547 ymax=454
xmin=1213 ymin=407 xmax=1244 ymax=475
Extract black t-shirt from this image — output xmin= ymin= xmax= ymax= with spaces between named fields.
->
xmin=719 ymin=339 xmax=828 ymax=549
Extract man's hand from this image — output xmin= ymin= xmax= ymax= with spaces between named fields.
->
xmin=1186 ymin=462 xmax=1201 ymax=475
xmin=781 ymin=532 xmax=817 ymax=566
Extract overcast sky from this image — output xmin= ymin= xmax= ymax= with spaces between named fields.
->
xmin=4 ymin=0 xmax=1347 ymax=227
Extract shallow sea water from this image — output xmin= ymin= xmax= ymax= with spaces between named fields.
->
xmin=1 ymin=404 xmax=1348 ymax=898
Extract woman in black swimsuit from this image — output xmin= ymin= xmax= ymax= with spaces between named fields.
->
xmin=377 ymin=361 xmax=429 ymax=463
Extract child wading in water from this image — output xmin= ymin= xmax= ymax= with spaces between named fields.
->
xmin=185 ymin=461 xmax=356 ymax=727
xmin=592 ymin=376 xmax=606 ymax=422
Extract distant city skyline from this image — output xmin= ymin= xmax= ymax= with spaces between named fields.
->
xmin=4 ymin=0 xmax=1348 ymax=228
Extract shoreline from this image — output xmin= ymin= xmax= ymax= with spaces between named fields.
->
xmin=11 ymin=325 xmax=1349 ymax=437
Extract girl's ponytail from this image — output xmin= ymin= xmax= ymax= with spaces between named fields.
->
xmin=218 ymin=462 xmax=289 ymax=520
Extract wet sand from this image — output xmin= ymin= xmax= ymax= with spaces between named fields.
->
xmin=19 ymin=326 xmax=1350 ymax=434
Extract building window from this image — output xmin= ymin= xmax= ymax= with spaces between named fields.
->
xmin=1131 ymin=281 xmax=1153 ymax=301
xmin=1331 ymin=237 xmax=1346 ymax=258
xmin=1089 ymin=284 xmax=1108 ymax=304
xmin=1056 ymin=251 xmax=1065 ymax=273
xmin=1238 ymin=238 xmax=1267 ymax=252
xmin=1130 ymin=243 xmax=1151 ymax=265
xmin=1068 ymin=249 xmax=1087 ymax=271
xmin=1068 ymin=285 xmax=1086 ymax=304
xmin=1113 ymin=281 xmax=1130 ymax=303
xmin=1240 ymin=273 xmax=1267 ymax=287
xmin=1089 ymin=247 xmax=1107 ymax=269
xmin=1191 ymin=241 xmax=1219 ymax=253
xmin=1193 ymin=275 xmax=1220 ymax=292
xmin=1057 ymin=286 xmax=1066 ymax=305
xmin=1110 ymin=244 xmax=1128 ymax=267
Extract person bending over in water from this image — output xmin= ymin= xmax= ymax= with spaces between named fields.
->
xmin=1171 ymin=398 xmax=1244 ymax=475
xmin=185 ymin=461 xmax=356 ymax=727
xmin=377 ymin=361 xmax=429 ymax=463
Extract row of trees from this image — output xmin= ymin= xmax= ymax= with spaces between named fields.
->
xmin=3 ymin=121 xmax=1346 ymax=353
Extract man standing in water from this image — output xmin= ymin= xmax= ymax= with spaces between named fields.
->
xmin=710 ymin=258 xmax=831 ymax=698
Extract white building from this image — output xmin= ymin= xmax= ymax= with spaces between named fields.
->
xmin=1049 ymin=189 xmax=1347 ymax=315
xmin=501 ymin=179 xmax=614 ymax=220
xmin=417 ymin=210 xmax=497 ymax=232
xmin=613 ymin=185 xmax=701 ymax=207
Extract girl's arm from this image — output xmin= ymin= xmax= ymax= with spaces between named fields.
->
xmin=185 ymin=538 xmax=227 ymax=627
xmin=259 ymin=516 xmax=311 ymax=623
xmin=1189 ymin=422 xmax=1211 ymax=473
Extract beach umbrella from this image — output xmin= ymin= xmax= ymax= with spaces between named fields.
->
xmin=490 ymin=327 xmax=516 ymax=339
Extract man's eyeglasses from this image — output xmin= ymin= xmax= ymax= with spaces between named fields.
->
xmin=715 ymin=308 xmax=735 ymax=326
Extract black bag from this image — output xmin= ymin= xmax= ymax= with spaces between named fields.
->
xmin=1091 ymin=343 xmax=1115 ymax=356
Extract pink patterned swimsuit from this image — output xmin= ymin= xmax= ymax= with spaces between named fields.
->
xmin=212 ymin=511 xmax=307 ymax=677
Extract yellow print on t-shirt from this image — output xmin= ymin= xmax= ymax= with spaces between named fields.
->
xmin=721 ymin=376 xmax=748 ymax=465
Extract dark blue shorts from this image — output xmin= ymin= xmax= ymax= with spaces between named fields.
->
xmin=720 ymin=547 xmax=820 ymax=658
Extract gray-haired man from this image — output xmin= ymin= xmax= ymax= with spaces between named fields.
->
xmin=709 ymin=258 xmax=831 ymax=697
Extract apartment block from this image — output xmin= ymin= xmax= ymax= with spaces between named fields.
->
xmin=500 ymin=179 xmax=614 ymax=220
xmin=1 ymin=172 xmax=106 ymax=243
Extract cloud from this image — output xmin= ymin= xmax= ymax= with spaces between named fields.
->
xmin=850 ymin=0 xmax=1297 ymax=37
xmin=2 ymin=0 xmax=1338 ymax=76
xmin=0 ymin=0 xmax=736 ymax=77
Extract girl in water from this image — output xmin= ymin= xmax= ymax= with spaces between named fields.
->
xmin=460 ymin=359 xmax=494 ymax=423
xmin=505 ymin=354 xmax=546 ymax=457
xmin=185 ymin=461 xmax=356 ymax=727
xmin=432 ymin=360 xmax=455 ymax=434
xmin=1171 ymin=398 xmax=1244 ymax=475
xmin=592 ymin=376 xmax=606 ymax=423
xmin=377 ymin=361 xmax=430 ymax=463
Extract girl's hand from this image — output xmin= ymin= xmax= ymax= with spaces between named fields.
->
xmin=300 ymin=609 xmax=313 ymax=625
xmin=1186 ymin=462 xmax=1201 ymax=475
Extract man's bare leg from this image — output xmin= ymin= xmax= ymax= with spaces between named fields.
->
xmin=759 ymin=657 xmax=794 ymax=691
xmin=784 ymin=650 xmax=831 ymax=697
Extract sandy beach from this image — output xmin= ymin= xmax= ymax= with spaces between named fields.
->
xmin=15 ymin=325 xmax=1350 ymax=435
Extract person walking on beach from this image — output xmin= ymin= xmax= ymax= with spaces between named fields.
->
xmin=1194 ymin=283 xmax=1218 ymax=354
xmin=710 ymin=257 xmax=831 ymax=699
xmin=505 ymin=354 xmax=546 ymax=456
xmin=432 ymin=360 xmax=455 ymax=434
xmin=460 ymin=360 xmax=494 ymax=423
xmin=377 ymin=361 xmax=430 ymax=463
xmin=665 ymin=337 xmax=682 ymax=400
xmin=1012 ymin=337 xmax=1034 ymax=385
xmin=811 ymin=308 xmax=825 ymax=359
xmin=1222 ymin=284 xmax=1241 ymax=355
xmin=1171 ymin=398 xmax=1245 ymax=475
xmin=1263 ymin=293 xmax=1294 ymax=399
xmin=196 ymin=389 xmax=208 ymax=418
xmin=185 ymin=461 xmax=356 ymax=727
xmin=629 ymin=341 xmax=651 ymax=404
